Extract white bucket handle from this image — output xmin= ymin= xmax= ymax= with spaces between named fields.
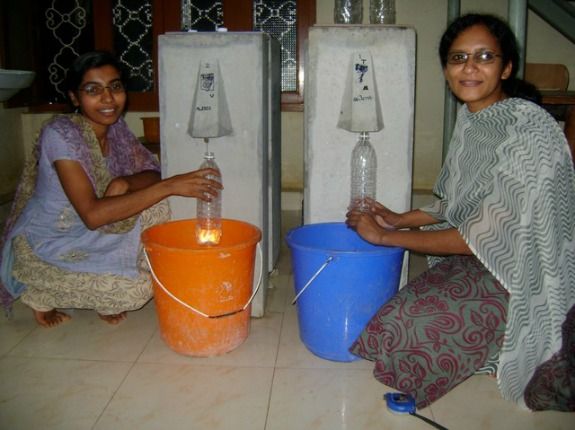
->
xmin=291 ymin=256 xmax=334 ymax=305
xmin=143 ymin=244 xmax=263 ymax=319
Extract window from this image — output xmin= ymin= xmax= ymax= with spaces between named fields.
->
xmin=0 ymin=0 xmax=315 ymax=112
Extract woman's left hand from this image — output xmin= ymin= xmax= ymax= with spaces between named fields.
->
xmin=104 ymin=177 xmax=130 ymax=197
xmin=345 ymin=209 xmax=386 ymax=245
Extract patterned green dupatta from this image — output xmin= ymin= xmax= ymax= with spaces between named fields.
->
xmin=9 ymin=114 xmax=138 ymax=236
xmin=67 ymin=114 xmax=138 ymax=234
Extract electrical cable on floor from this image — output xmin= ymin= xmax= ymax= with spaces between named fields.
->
xmin=384 ymin=392 xmax=449 ymax=430
xmin=409 ymin=411 xmax=449 ymax=430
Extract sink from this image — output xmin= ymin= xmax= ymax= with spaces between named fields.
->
xmin=0 ymin=69 xmax=35 ymax=102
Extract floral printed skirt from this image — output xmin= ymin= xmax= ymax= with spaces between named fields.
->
xmin=12 ymin=201 xmax=170 ymax=316
xmin=349 ymin=255 xmax=509 ymax=409
xmin=524 ymin=304 xmax=575 ymax=411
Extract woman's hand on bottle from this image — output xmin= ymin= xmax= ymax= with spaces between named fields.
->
xmin=345 ymin=198 xmax=404 ymax=246
xmin=168 ymin=167 xmax=222 ymax=200
xmin=345 ymin=208 xmax=388 ymax=245
xmin=370 ymin=200 xmax=402 ymax=230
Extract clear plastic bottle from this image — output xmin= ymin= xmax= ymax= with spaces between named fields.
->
xmin=350 ymin=132 xmax=377 ymax=212
xmin=334 ymin=0 xmax=363 ymax=24
xmin=196 ymin=152 xmax=222 ymax=245
xmin=370 ymin=0 xmax=396 ymax=24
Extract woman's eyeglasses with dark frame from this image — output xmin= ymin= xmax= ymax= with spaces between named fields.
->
xmin=447 ymin=50 xmax=502 ymax=65
xmin=78 ymin=80 xmax=125 ymax=96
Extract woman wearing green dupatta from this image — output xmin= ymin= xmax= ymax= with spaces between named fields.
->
xmin=346 ymin=14 xmax=575 ymax=411
xmin=0 ymin=51 xmax=222 ymax=327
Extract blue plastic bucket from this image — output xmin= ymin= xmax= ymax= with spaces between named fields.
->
xmin=286 ymin=222 xmax=404 ymax=362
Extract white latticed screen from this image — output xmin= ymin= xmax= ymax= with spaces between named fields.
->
xmin=254 ymin=0 xmax=297 ymax=92
xmin=112 ymin=0 xmax=154 ymax=92
xmin=39 ymin=0 xmax=298 ymax=99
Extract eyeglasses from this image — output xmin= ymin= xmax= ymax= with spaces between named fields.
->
xmin=78 ymin=81 xmax=125 ymax=96
xmin=446 ymin=50 xmax=502 ymax=65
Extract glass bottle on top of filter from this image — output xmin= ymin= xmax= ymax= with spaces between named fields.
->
xmin=350 ymin=132 xmax=377 ymax=212
xmin=196 ymin=152 xmax=222 ymax=245
xmin=370 ymin=0 xmax=396 ymax=24
xmin=334 ymin=0 xmax=362 ymax=24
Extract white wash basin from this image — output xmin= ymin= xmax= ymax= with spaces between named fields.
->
xmin=0 ymin=69 xmax=35 ymax=101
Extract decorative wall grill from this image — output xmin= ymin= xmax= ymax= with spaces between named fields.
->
xmin=254 ymin=0 xmax=297 ymax=92
xmin=112 ymin=0 xmax=154 ymax=92
xmin=181 ymin=0 xmax=223 ymax=32
xmin=42 ymin=0 xmax=93 ymax=102
xmin=34 ymin=0 xmax=300 ymax=103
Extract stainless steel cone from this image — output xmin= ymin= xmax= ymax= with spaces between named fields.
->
xmin=188 ymin=59 xmax=233 ymax=138
xmin=337 ymin=51 xmax=384 ymax=132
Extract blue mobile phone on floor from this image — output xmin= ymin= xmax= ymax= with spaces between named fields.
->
xmin=384 ymin=392 xmax=416 ymax=414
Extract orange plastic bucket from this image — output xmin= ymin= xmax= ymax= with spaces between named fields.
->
xmin=142 ymin=219 xmax=261 ymax=356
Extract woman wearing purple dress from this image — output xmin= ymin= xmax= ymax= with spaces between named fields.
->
xmin=0 ymin=51 xmax=221 ymax=327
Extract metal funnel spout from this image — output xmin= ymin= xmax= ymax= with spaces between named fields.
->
xmin=188 ymin=59 xmax=233 ymax=139
xmin=337 ymin=51 xmax=383 ymax=133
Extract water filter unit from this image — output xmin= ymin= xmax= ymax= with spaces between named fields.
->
xmin=304 ymin=25 xmax=415 ymax=285
xmin=159 ymin=32 xmax=281 ymax=317
xmin=305 ymin=26 xmax=414 ymax=224
xmin=337 ymin=51 xmax=383 ymax=212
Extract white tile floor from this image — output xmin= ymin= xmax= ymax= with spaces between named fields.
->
xmin=1 ymin=211 xmax=574 ymax=430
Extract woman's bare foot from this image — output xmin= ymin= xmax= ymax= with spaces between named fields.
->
xmin=98 ymin=312 xmax=127 ymax=325
xmin=33 ymin=309 xmax=71 ymax=327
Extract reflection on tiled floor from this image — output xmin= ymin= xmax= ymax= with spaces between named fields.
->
xmin=1 ymin=211 xmax=573 ymax=430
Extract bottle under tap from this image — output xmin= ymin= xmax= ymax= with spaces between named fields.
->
xmin=196 ymin=152 xmax=222 ymax=245
xmin=350 ymin=132 xmax=377 ymax=212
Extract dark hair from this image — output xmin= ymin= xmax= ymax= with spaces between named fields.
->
xmin=64 ymin=51 xmax=125 ymax=93
xmin=439 ymin=13 xmax=541 ymax=104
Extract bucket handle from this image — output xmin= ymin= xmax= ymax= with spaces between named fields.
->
xmin=143 ymin=244 xmax=263 ymax=319
xmin=291 ymin=256 xmax=334 ymax=305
